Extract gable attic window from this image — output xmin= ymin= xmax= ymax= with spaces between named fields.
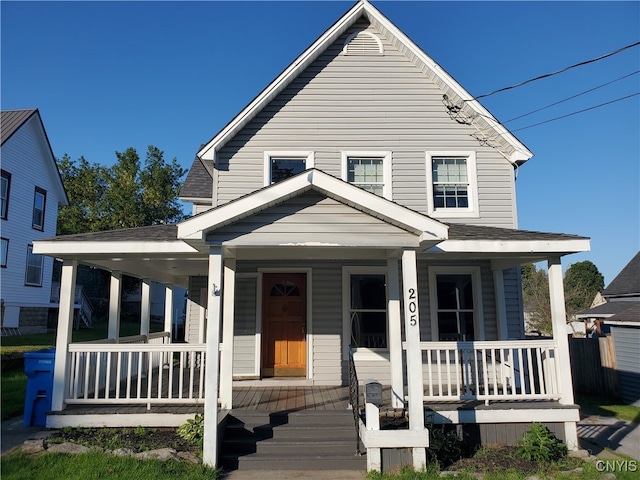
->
xmin=264 ymin=151 xmax=314 ymax=186
xmin=426 ymin=151 xmax=479 ymax=218
xmin=342 ymin=31 xmax=384 ymax=55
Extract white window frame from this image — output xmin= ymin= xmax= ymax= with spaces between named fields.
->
xmin=342 ymin=266 xmax=389 ymax=359
xmin=426 ymin=151 xmax=479 ymax=218
xmin=341 ymin=151 xmax=392 ymax=200
xmin=428 ymin=266 xmax=484 ymax=341
xmin=25 ymin=244 xmax=44 ymax=287
xmin=263 ymin=151 xmax=314 ymax=186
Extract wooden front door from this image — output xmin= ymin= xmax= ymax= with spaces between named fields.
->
xmin=261 ymin=273 xmax=307 ymax=377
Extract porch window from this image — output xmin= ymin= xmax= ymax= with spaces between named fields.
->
xmin=25 ymin=245 xmax=43 ymax=286
xmin=264 ymin=151 xmax=314 ymax=185
xmin=32 ymin=187 xmax=47 ymax=230
xmin=426 ymin=152 xmax=478 ymax=217
xmin=342 ymin=151 xmax=392 ymax=199
xmin=429 ymin=266 xmax=484 ymax=341
xmin=349 ymin=274 xmax=387 ymax=349
xmin=1 ymin=170 xmax=10 ymax=220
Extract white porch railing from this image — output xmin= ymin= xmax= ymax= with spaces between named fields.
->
xmin=66 ymin=332 xmax=207 ymax=405
xmin=404 ymin=340 xmax=561 ymax=403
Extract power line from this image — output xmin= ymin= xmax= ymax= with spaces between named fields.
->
xmin=472 ymin=41 xmax=640 ymax=101
xmin=504 ymin=70 xmax=640 ymax=123
xmin=510 ymin=92 xmax=639 ymax=132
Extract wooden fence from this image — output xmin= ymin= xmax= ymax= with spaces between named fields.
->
xmin=569 ymin=335 xmax=618 ymax=398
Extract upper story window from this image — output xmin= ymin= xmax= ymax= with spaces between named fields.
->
xmin=342 ymin=151 xmax=392 ymax=200
xmin=32 ymin=187 xmax=47 ymax=230
xmin=428 ymin=266 xmax=484 ymax=342
xmin=264 ymin=151 xmax=314 ymax=186
xmin=1 ymin=238 xmax=8 ymax=268
xmin=426 ymin=152 xmax=478 ymax=218
xmin=1 ymin=170 xmax=11 ymax=220
xmin=25 ymin=245 xmax=44 ymax=286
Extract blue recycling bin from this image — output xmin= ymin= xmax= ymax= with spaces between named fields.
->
xmin=23 ymin=348 xmax=56 ymax=427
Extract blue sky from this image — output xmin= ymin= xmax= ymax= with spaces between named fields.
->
xmin=2 ymin=1 xmax=638 ymax=284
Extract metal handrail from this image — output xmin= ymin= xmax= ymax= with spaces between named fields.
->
xmin=348 ymin=346 xmax=362 ymax=456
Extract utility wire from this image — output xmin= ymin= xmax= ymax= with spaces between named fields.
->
xmin=472 ymin=41 xmax=640 ymax=101
xmin=503 ymin=70 xmax=640 ymax=123
xmin=510 ymin=92 xmax=639 ymax=132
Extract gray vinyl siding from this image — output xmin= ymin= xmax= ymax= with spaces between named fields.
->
xmin=185 ymin=276 xmax=207 ymax=344
xmin=214 ymin=21 xmax=516 ymax=228
xmin=233 ymin=277 xmax=258 ymax=376
xmin=504 ymin=267 xmax=525 ymax=339
xmin=610 ymin=326 xmax=640 ymax=407
xmin=206 ymin=191 xmax=418 ymax=247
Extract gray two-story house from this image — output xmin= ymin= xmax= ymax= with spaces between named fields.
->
xmin=34 ymin=1 xmax=590 ymax=470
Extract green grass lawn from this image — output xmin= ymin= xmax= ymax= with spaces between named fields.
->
xmin=0 ymin=451 xmax=220 ymax=480
xmin=1 ymin=369 xmax=27 ymax=420
xmin=577 ymin=395 xmax=640 ymax=424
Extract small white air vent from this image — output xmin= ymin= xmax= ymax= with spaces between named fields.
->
xmin=342 ymin=31 xmax=383 ymax=55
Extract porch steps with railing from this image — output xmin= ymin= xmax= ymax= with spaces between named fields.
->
xmin=221 ymin=410 xmax=366 ymax=471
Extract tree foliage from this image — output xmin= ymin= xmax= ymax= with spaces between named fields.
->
xmin=57 ymin=146 xmax=187 ymax=235
xmin=521 ymin=261 xmax=605 ymax=335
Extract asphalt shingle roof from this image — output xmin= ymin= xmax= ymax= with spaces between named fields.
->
xmin=606 ymin=303 xmax=640 ymax=324
xmin=445 ymin=223 xmax=588 ymax=242
xmin=577 ymin=300 xmax=640 ymax=317
xmin=180 ymin=157 xmax=212 ymax=199
xmin=43 ymin=224 xmax=178 ymax=242
xmin=603 ymin=251 xmax=640 ymax=298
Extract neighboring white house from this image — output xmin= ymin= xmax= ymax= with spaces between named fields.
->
xmin=34 ymin=1 xmax=591 ymax=469
xmin=1 ymin=109 xmax=68 ymax=334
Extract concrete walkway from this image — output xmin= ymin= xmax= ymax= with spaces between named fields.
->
xmin=578 ymin=415 xmax=640 ymax=460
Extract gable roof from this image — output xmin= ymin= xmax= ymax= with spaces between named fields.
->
xmin=177 ymin=168 xmax=449 ymax=246
xmin=180 ymin=156 xmax=213 ymax=200
xmin=196 ymin=0 xmax=533 ymax=166
xmin=1 ymin=108 xmax=69 ymax=206
xmin=603 ymin=251 xmax=640 ymax=298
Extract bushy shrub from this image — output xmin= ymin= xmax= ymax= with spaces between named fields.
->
xmin=177 ymin=414 xmax=204 ymax=447
xmin=516 ymin=422 xmax=567 ymax=462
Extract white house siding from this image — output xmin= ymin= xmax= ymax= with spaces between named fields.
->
xmin=205 ymin=192 xmax=419 ymax=247
xmin=214 ymin=20 xmax=517 ymax=228
xmin=1 ymin=116 xmax=62 ymax=329
xmin=185 ymin=276 xmax=207 ymax=344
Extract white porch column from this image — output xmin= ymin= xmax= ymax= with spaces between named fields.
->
xmin=164 ymin=284 xmax=174 ymax=340
xmin=108 ymin=271 xmax=122 ymax=341
xmin=492 ymin=269 xmax=509 ymax=340
xmin=203 ymin=247 xmax=223 ymax=467
xmin=140 ymin=279 xmax=151 ymax=337
xmin=220 ymin=258 xmax=236 ymax=409
xmin=401 ymin=250 xmax=426 ymax=469
xmin=387 ymin=257 xmax=404 ymax=409
xmin=52 ymin=259 xmax=77 ymax=412
xmin=548 ymin=256 xmax=579 ymax=450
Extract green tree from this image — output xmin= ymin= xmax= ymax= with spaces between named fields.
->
xmin=57 ymin=145 xmax=187 ymax=235
xmin=564 ymin=260 xmax=605 ymax=318
xmin=521 ymin=260 xmax=605 ymax=335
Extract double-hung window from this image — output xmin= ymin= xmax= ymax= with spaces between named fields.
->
xmin=264 ymin=151 xmax=314 ymax=185
xmin=32 ymin=187 xmax=47 ymax=230
xmin=426 ymin=152 xmax=478 ymax=217
xmin=1 ymin=170 xmax=11 ymax=220
xmin=429 ymin=267 xmax=483 ymax=341
xmin=342 ymin=151 xmax=391 ymax=199
xmin=1 ymin=238 xmax=8 ymax=268
xmin=344 ymin=267 xmax=387 ymax=350
xmin=25 ymin=245 xmax=44 ymax=286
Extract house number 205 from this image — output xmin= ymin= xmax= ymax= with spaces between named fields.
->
xmin=408 ymin=288 xmax=417 ymax=326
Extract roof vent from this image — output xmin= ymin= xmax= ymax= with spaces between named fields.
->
xmin=342 ymin=31 xmax=383 ymax=55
